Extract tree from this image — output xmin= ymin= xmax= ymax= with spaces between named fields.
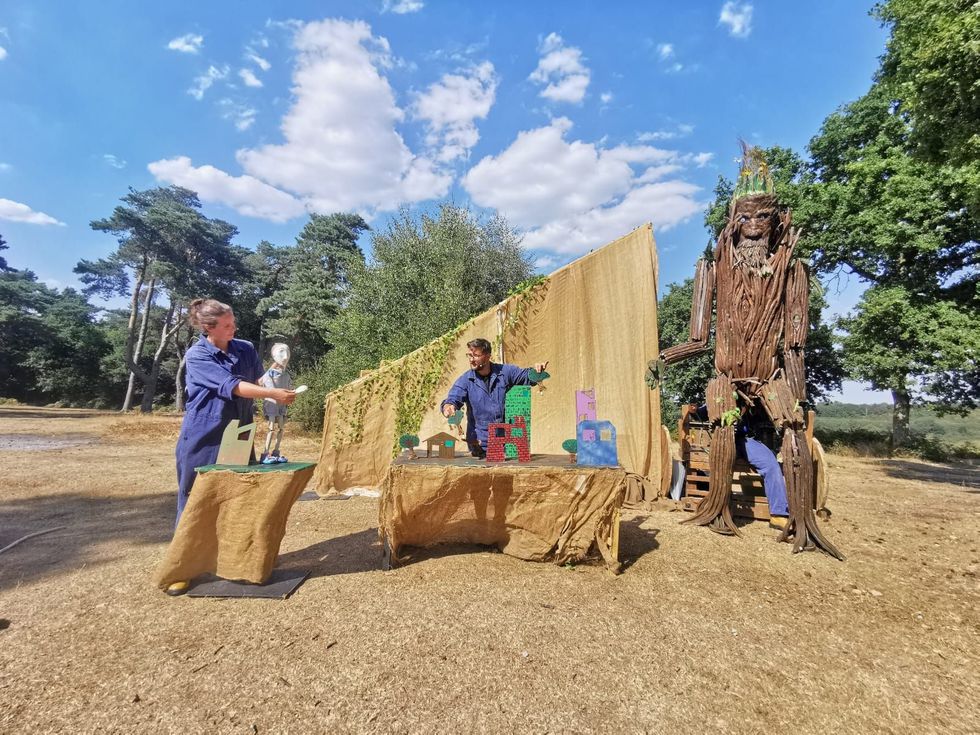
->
xmin=24 ymin=288 xmax=112 ymax=405
xmin=336 ymin=204 xmax=532 ymax=370
xmin=839 ymin=286 xmax=978 ymax=446
xmin=656 ymin=278 xmax=715 ymax=429
xmin=292 ymin=205 xmax=533 ymax=431
xmin=874 ymin=0 xmax=980 ymax=214
xmin=804 ymin=85 xmax=979 ymax=444
xmin=258 ymin=213 xmax=369 ymax=367
xmin=0 ymin=233 xmax=11 ymax=272
xmin=805 ymin=87 xmax=978 ymax=300
xmin=0 ymin=264 xmax=110 ymax=405
xmin=78 ymin=186 xmax=245 ymax=412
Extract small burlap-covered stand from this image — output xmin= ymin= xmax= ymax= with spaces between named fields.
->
xmin=380 ymin=455 xmax=627 ymax=568
xmin=155 ymin=462 xmax=315 ymax=589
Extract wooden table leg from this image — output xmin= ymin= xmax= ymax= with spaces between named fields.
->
xmin=382 ymin=535 xmax=392 ymax=571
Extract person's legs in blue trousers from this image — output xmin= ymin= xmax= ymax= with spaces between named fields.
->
xmin=736 ymin=435 xmax=788 ymax=517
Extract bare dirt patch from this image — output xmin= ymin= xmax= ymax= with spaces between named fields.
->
xmin=0 ymin=407 xmax=977 ymax=734
xmin=0 ymin=433 xmax=97 ymax=451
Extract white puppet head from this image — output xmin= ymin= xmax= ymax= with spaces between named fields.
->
xmin=270 ymin=342 xmax=290 ymax=369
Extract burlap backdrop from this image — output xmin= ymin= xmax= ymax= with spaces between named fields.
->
xmin=314 ymin=225 xmax=663 ymax=495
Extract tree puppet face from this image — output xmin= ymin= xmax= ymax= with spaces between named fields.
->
xmin=271 ymin=343 xmax=290 ymax=369
xmin=734 ymin=196 xmax=777 ymax=243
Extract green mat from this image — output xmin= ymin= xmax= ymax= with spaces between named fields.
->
xmin=195 ymin=461 xmax=317 ymax=474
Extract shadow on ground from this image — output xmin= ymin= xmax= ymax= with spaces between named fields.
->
xmin=878 ymin=459 xmax=980 ymax=490
xmin=0 ymin=492 xmax=174 ymax=590
xmin=618 ymin=516 xmax=660 ymax=570
xmin=276 ymin=529 xmax=382 ymax=579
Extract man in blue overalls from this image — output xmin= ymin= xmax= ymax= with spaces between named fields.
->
xmin=692 ymin=403 xmax=789 ymax=530
xmin=441 ymin=338 xmax=548 ymax=458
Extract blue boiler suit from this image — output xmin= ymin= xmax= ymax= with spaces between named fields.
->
xmin=174 ymin=335 xmax=263 ymax=523
xmin=440 ymin=363 xmax=536 ymax=455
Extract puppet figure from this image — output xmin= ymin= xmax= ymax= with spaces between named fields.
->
xmin=653 ymin=144 xmax=842 ymax=559
xmin=260 ymin=343 xmax=293 ymax=464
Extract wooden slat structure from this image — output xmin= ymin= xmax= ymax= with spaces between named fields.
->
xmin=677 ymin=405 xmax=817 ymax=520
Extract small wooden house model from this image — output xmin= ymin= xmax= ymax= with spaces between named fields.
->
xmin=424 ymin=432 xmax=458 ymax=459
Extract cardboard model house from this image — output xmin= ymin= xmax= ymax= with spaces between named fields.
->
xmin=424 ymin=432 xmax=458 ymax=459
xmin=576 ymin=419 xmax=618 ymax=467
xmin=576 ymin=389 xmax=597 ymax=424
xmin=486 ymin=416 xmax=531 ymax=462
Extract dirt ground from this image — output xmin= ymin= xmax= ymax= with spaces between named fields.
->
xmin=0 ymin=406 xmax=977 ymax=734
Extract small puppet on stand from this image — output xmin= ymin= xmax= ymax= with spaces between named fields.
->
xmin=261 ymin=343 xmax=293 ymax=464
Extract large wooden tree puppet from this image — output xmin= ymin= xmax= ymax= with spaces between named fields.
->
xmin=656 ymin=144 xmax=842 ymax=559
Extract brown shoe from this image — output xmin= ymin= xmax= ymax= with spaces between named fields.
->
xmin=769 ymin=516 xmax=789 ymax=531
xmin=165 ymin=581 xmax=189 ymax=596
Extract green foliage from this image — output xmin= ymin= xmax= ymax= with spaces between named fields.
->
xmin=79 ymin=185 xmax=248 ymax=411
xmin=399 ymin=434 xmax=420 ymax=449
xmin=295 ymin=204 xmax=532 ymax=432
xmin=0 ymin=267 xmax=111 ymax=405
xmin=656 ymin=278 xmax=714 ymax=429
xmin=805 ymin=87 xmax=979 ymax=298
xmin=874 ymin=0 xmax=980 ymax=210
xmin=839 ymin=286 xmax=979 ymax=412
xmin=258 ymin=213 xmax=369 ymax=367
xmin=561 ymin=439 xmax=577 ymax=454
xmin=720 ymin=408 xmax=740 ymax=427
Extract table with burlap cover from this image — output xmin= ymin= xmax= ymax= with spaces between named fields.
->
xmin=155 ymin=462 xmax=316 ymax=588
xmin=380 ymin=454 xmax=627 ymax=569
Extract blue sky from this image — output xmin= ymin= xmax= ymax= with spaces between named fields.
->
xmin=1 ymin=1 xmax=891 ymax=401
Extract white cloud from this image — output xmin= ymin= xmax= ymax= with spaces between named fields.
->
xmin=152 ymin=19 xmax=450 ymax=221
xmin=239 ymin=68 xmax=263 ymax=87
xmin=382 ymin=0 xmax=424 ymax=13
xmin=638 ymin=123 xmax=695 ymax=142
xmin=412 ymin=61 xmax=497 ymax=163
xmin=148 ymin=157 xmax=306 ymax=222
xmin=528 ymin=33 xmax=590 ymax=104
xmin=246 ymin=51 xmax=271 ymax=71
xmin=0 ymin=162 xmax=11 ymax=172
xmin=0 ymin=198 xmax=65 ymax=226
xmin=103 ymin=154 xmax=127 ymax=169
xmin=188 ymin=65 xmax=229 ymax=100
xmin=533 ymin=255 xmax=558 ymax=272
xmin=167 ymin=33 xmax=204 ymax=54
xmin=234 ymin=19 xmax=450 ymax=214
xmin=600 ymin=92 xmax=613 ymax=104
xmin=462 ymin=118 xmax=705 ymax=255
xmin=218 ymin=99 xmax=258 ymax=130
xmin=657 ymin=43 xmax=674 ymax=60
xmin=521 ymin=180 xmax=702 ymax=253
xmin=719 ymin=2 xmax=753 ymax=38
xmin=0 ymin=46 xmax=7 ymax=61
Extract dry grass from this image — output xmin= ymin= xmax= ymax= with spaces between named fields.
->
xmin=0 ymin=407 xmax=978 ymax=734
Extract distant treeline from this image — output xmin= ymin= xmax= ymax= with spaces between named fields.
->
xmin=815 ymin=403 xmax=980 ymax=443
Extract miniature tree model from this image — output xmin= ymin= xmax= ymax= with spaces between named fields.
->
xmin=399 ymin=434 xmax=420 ymax=460
xmin=561 ymin=439 xmax=577 ymax=463
xmin=653 ymin=144 xmax=842 ymax=560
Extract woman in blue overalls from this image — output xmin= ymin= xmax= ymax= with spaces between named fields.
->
xmin=168 ymin=299 xmax=296 ymax=595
